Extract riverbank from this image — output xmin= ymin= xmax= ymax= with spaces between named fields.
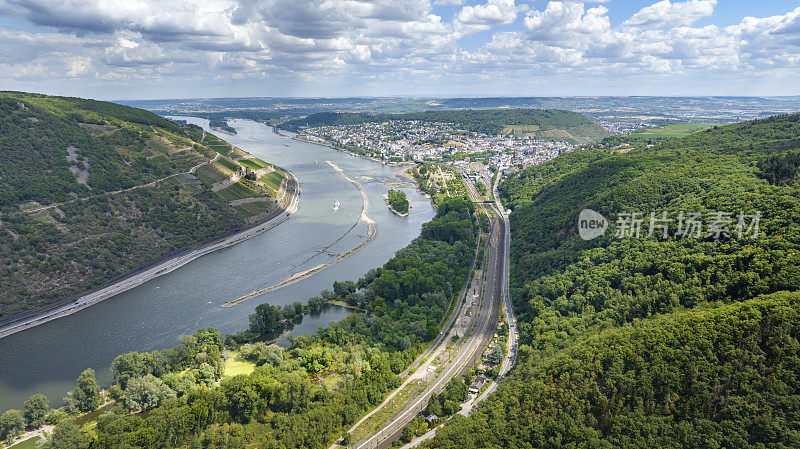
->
xmin=222 ymin=160 xmax=378 ymax=308
xmin=0 ymin=170 xmax=301 ymax=340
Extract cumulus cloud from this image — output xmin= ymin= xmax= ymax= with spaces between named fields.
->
xmin=455 ymin=0 xmax=525 ymax=35
xmin=623 ymin=0 xmax=717 ymax=30
xmin=726 ymin=6 xmax=800 ymax=69
xmin=524 ymin=2 xmax=613 ymax=47
xmin=457 ymin=0 xmax=794 ymax=82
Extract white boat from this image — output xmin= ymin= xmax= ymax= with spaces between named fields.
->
xmin=333 ymin=201 xmax=340 ymax=211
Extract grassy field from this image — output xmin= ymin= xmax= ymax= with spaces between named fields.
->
xmin=233 ymin=201 xmax=272 ymax=219
xmin=216 ymin=156 xmax=240 ymax=172
xmin=7 ymin=436 xmax=42 ymax=449
xmin=238 ymin=158 xmax=269 ymax=171
xmin=631 ymin=122 xmax=719 ymax=139
xmin=215 ymin=181 xmax=261 ymax=202
xmin=349 ymin=379 xmax=428 ymax=444
xmin=259 ymin=170 xmax=285 ymax=193
xmin=222 ymin=350 xmax=256 ymax=377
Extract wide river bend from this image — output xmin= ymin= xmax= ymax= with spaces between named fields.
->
xmin=0 ymin=118 xmax=434 ymax=412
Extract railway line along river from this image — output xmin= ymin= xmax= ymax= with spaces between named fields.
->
xmin=0 ymin=118 xmax=435 ymax=412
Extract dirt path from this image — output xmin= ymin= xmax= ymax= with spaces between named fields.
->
xmin=228 ymin=197 xmax=273 ymax=206
xmin=23 ymin=153 xmax=221 ymax=215
xmin=0 ymin=425 xmax=53 ymax=448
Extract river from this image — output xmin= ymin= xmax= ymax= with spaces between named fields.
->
xmin=0 ymin=118 xmax=435 ymax=412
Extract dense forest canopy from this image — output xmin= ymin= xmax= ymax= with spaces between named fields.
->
xmin=425 ymin=113 xmax=800 ymax=448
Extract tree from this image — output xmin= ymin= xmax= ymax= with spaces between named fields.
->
xmin=239 ymin=342 xmax=284 ymax=366
xmin=197 ymin=362 xmax=217 ymax=386
xmin=42 ymin=420 xmax=90 ymax=449
xmin=486 ymin=344 xmax=504 ymax=365
xmin=73 ymin=368 xmax=101 ymax=412
xmin=24 ymin=393 xmax=50 ymax=428
xmin=111 ymin=352 xmax=149 ymax=389
xmin=44 ymin=410 xmax=68 ymax=426
xmin=249 ymin=303 xmax=283 ymax=335
xmin=425 ymin=396 xmax=442 ymax=417
xmin=0 ymin=409 xmax=25 ymax=440
xmin=261 ymin=344 xmax=284 ymax=367
xmin=307 ymin=296 xmax=325 ymax=311
xmin=162 ymin=372 xmax=196 ymax=397
xmin=387 ymin=189 xmax=409 ymax=214
xmin=333 ymin=280 xmax=357 ymax=299
xmin=124 ymin=374 xmax=177 ymax=412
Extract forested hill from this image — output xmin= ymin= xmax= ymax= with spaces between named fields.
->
xmin=279 ymin=109 xmax=610 ymax=143
xmin=0 ymin=92 xmax=282 ymax=322
xmin=426 ymin=113 xmax=800 ymax=448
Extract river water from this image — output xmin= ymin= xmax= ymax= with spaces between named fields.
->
xmin=0 ymin=118 xmax=434 ymax=412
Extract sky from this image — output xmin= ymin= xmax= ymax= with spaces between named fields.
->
xmin=0 ymin=0 xmax=798 ymax=100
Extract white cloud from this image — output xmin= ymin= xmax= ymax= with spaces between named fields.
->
xmin=455 ymin=0 xmax=525 ymax=35
xmin=623 ymin=0 xmax=717 ymax=30
xmin=66 ymin=57 xmax=93 ymax=77
xmin=524 ymin=2 xmax=613 ymax=47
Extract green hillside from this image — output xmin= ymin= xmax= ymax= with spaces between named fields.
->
xmin=280 ymin=109 xmax=610 ymax=144
xmin=0 ymin=92 xmax=282 ymax=322
xmin=425 ymin=113 xmax=800 ymax=448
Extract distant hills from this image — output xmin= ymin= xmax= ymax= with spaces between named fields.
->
xmin=0 ymin=92 xmax=285 ymax=323
xmin=126 ymin=96 xmax=800 ymax=125
xmin=279 ymin=109 xmax=611 ymax=144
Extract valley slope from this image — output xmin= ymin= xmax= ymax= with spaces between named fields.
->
xmin=425 ymin=113 xmax=800 ymax=448
xmin=0 ymin=92 xmax=289 ymax=324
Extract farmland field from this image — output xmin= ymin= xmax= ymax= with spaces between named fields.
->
xmin=631 ymin=122 xmax=719 ymax=139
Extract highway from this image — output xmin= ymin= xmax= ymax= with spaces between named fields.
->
xmin=343 ymin=169 xmax=508 ymax=449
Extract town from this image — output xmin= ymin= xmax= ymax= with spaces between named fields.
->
xmin=298 ymin=119 xmax=578 ymax=171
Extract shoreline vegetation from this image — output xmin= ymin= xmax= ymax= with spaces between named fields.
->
xmin=208 ymin=118 xmax=236 ymax=135
xmin=384 ymin=196 xmax=409 ymax=217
